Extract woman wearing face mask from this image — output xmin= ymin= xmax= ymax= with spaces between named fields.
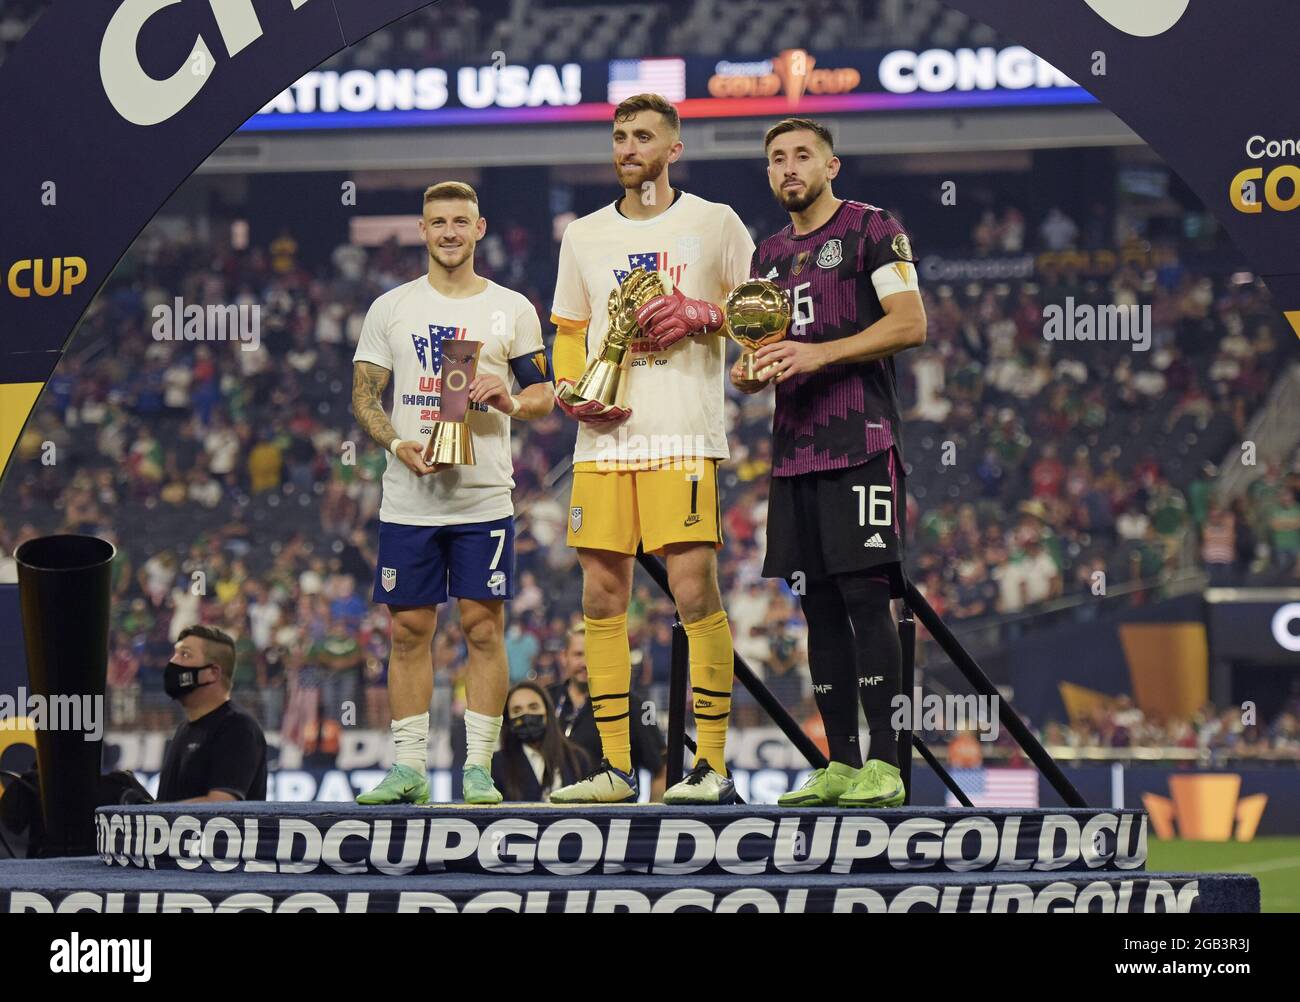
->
xmin=493 ymin=681 xmax=591 ymax=802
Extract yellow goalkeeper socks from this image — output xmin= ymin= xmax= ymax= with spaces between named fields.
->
xmin=684 ymin=610 xmax=734 ymax=776
xmin=584 ymin=613 xmax=633 ymax=774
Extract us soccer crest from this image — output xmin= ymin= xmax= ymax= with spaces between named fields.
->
xmin=381 ymin=567 xmax=397 ymax=592
xmin=816 ymin=238 xmax=843 ymax=269
xmin=570 ymin=506 xmax=583 ymax=533
xmin=674 ymin=235 xmax=702 ymax=268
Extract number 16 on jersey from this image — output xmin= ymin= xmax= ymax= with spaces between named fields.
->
xmin=852 ymin=484 xmax=892 ymax=526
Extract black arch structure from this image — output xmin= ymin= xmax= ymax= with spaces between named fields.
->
xmin=0 ymin=1 xmax=1297 ymax=809
xmin=0 ymin=0 xmax=1296 ymax=422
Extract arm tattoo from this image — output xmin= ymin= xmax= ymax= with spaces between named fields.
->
xmin=352 ymin=361 xmax=398 ymax=449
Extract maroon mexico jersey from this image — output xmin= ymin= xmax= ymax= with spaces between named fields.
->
xmin=752 ymin=200 xmax=918 ymax=477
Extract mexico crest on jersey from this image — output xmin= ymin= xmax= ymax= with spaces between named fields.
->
xmin=817 ymin=238 xmax=843 ymax=269
xmin=381 ymin=567 xmax=397 ymax=592
xmin=570 ymin=507 xmax=583 ymax=533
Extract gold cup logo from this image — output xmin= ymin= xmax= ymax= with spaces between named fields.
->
xmin=557 ymin=267 xmax=672 ymax=410
xmin=724 ymin=279 xmax=791 ymax=381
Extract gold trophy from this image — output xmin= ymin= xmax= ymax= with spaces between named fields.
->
xmin=557 ymin=267 xmax=673 ymax=409
xmin=423 ymin=339 xmax=483 ymax=466
xmin=724 ymin=279 xmax=791 ymax=381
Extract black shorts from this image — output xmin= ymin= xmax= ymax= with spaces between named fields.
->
xmin=762 ymin=448 xmax=907 ymax=595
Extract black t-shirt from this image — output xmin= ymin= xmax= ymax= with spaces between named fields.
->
xmin=548 ymin=682 xmax=666 ymax=774
xmin=157 ymin=701 xmax=267 ymax=801
xmin=752 ymin=200 xmax=914 ymax=476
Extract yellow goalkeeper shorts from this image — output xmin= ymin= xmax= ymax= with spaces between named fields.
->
xmin=566 ymin=460 xmax=723 ymax=555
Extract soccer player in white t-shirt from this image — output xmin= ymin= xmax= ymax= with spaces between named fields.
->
xmin=549 ymin=94 xmax=755 ymax=804
xmin=350 ymin=182 xmax=555 ymax=805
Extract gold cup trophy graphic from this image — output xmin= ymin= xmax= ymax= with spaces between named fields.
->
xmin=724 ymin=278 xmax=792 ymax=381
xmin=423 ymin=338 xmax=483 ymax=466
xmin=556 ymin=267 xmax=672 ymax=410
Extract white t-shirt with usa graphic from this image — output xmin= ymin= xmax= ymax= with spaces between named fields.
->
xmin=354 ymin=276 xmax=543 ymax=526
xmin=552 ymin=191 xmax=754 ymax=466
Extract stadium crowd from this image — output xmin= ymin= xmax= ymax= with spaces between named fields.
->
xmin=0 ymin=190 xmax=1296 ymax=761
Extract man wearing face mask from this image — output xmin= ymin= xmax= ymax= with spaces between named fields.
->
xmin=155 ymin=625 xmax=267 ymax=802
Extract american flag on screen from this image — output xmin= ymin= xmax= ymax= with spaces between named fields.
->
xmin=946 ymin=768 xmax=1039 ymax=808
xmin=607 ymin=59 xmax=687 ymax=104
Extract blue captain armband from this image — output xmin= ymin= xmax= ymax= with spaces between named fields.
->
xmin=509 ymin=347 xmax=554 ymax=388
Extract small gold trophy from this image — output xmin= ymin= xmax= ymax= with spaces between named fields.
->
xmin=556 ymin=267 xmax=673 ymax=410
xmin=724 ymin=279 xmax=792 ymax=381
xmin=423 ymin=339 xmax=483 ymax=466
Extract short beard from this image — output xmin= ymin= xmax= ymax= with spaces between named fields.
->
xmin=775 ymin=179 xmax=825 ymax=213
xmin=429 ymin=244 xmax=472 ymax=270
xmin=617 ymin=153 xmax=668 ymax=192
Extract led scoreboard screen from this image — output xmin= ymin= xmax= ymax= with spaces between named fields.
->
xmin=241 ymin=45 xmax=1094 ymax=131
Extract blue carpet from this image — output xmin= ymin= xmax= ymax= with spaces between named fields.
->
xmin=0 ymin=857 xmax=1259 ymax=912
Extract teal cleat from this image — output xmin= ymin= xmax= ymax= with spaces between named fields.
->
xmin=777 ymin=761 xmax=861 ymax=806
xmin=837 ymin=759 xmax=906 ymax=808
xmin=356 ymin=763 xmax=430 ymax=805
xmin=463 ymin=763 xmax=503 ymax=805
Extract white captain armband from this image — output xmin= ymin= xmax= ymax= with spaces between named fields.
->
xmin=870 ymin=260 xmax=920 ymax=301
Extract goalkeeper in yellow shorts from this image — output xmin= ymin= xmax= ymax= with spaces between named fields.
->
xmin=549 ymin=93 xmax=755 ymax=804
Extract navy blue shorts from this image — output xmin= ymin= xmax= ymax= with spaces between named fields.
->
xmin=373 ymin=517 xmax=515 ymax=606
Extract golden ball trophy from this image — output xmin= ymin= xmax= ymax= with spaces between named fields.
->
xmin=724 ymin=278 xmax=792 ymax=381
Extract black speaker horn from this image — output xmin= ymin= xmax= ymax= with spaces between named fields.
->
xmin=15 ymin=534 xmax=115 ymax=857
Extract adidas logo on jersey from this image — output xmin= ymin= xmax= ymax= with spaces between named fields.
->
xmin=764 ymin=267 xmax=779 ymax=280
xmin=864 ymin=533 xmax=886 ymax=549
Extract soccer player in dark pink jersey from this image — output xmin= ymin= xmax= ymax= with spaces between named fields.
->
xmin=733 ymin=117 xmax=927 ymax=807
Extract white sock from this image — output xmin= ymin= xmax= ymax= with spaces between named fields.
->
xmin=391 ymin=712 xmax=429 ymax=772
xmin=464 ymin=710 xmax=502 ymax=770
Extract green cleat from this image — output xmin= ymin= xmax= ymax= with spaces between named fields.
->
xmin=837 ymin=759 xmax=906 ymax=808
xmin=462 ymin=763 xmax=503 ymax=805
xmin=778 ymin=761 xmax=862 ymax=806
xmin=356 ymin=763 xmax=430 ymax=805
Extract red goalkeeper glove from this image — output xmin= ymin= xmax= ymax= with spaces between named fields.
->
xmin=635 ymin=289 xmax=724 ymax=350
xmin=555 ymin=379 xmax=632 ymax=425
